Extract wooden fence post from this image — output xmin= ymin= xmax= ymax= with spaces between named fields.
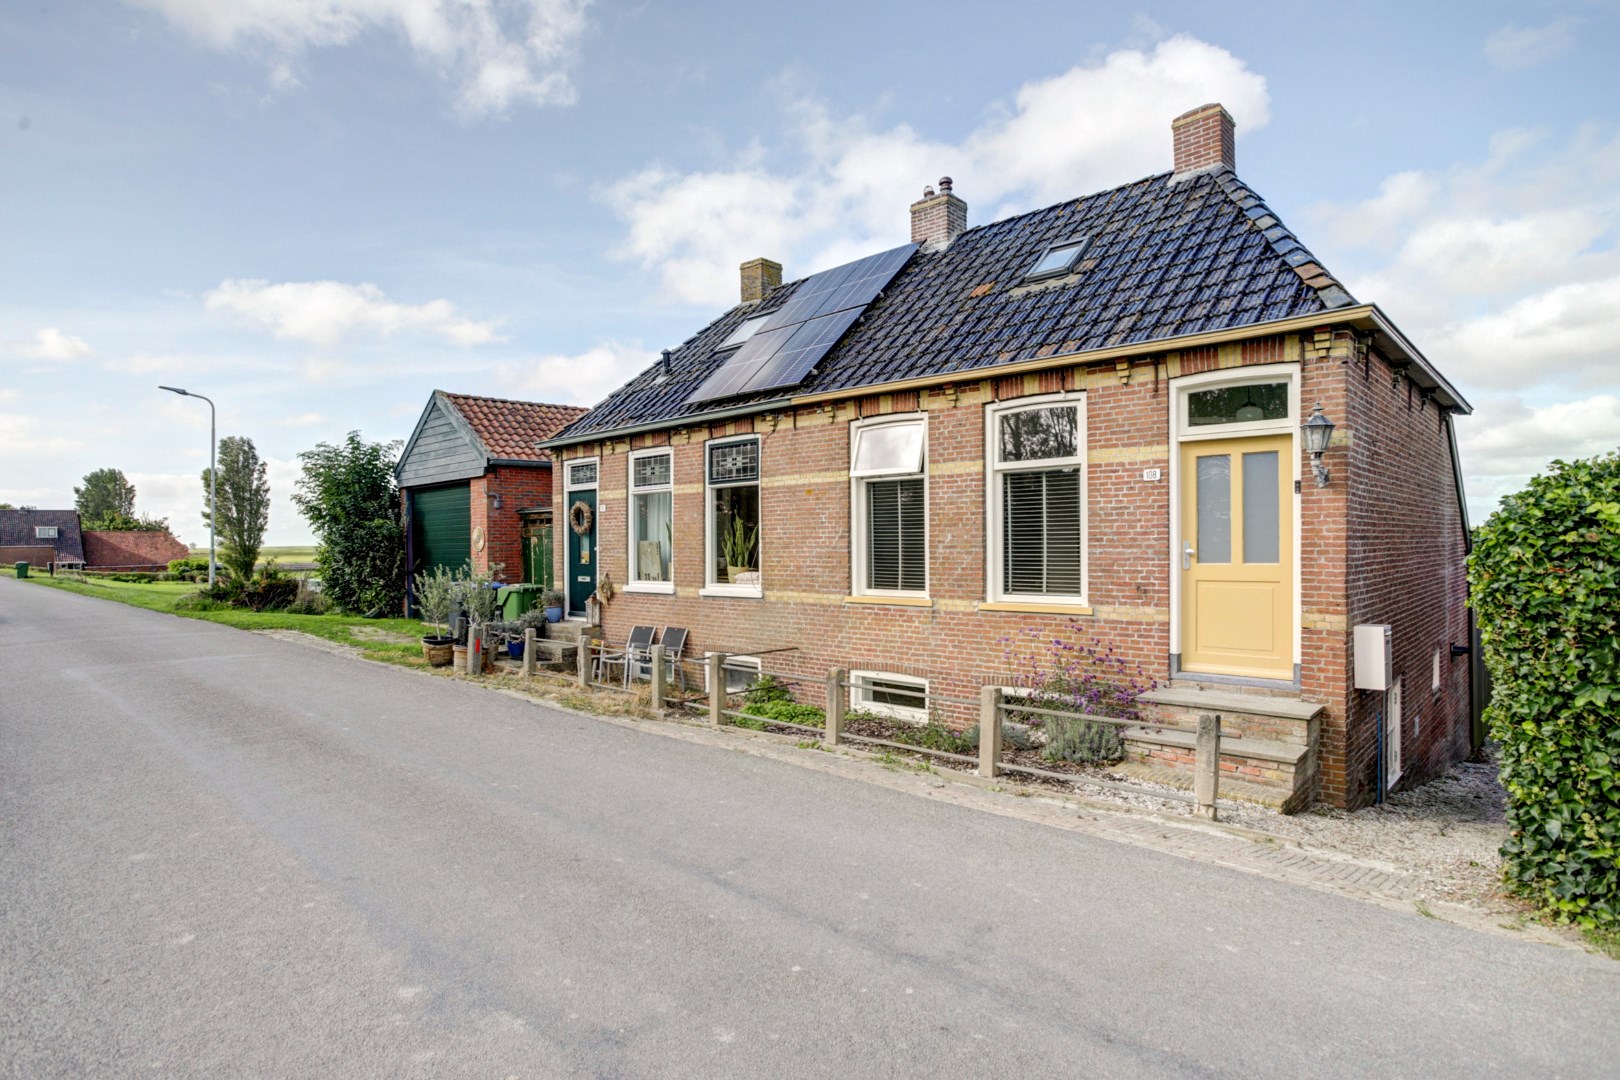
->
xmin=577 ymin=633 xmax=591 ymax=688
xmin=707 ymin=653 xmax=725 ymax=727
xmin=825 ymin=668 xmax=846 ymax=746
xmin=1195 ymin=713 xmax=1221 ymax=819
xmin=521 ymin=629 xmax=536 ymax=678
xmin=979 ymin=685 xmax=1002 ymax=779
xmin=649 ymin=643 xmax=666 ymax=717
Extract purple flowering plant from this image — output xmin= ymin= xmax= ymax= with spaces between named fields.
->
xmin=997 ymin=619 xmax=1157 ymax=722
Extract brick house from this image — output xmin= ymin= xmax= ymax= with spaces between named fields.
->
xmin=396 ymin=391 xmax=586 ymax=590
xmin=539 ymin=104 xmax=1475 ymax=811
xmin=0 ymin=509 xmax=85 ymax=569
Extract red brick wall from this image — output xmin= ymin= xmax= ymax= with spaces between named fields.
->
xmin=556 ymin=328 xmax=1472 ymax=808
xmin=1340 ymin=344 xmax=1473 ymax=806
xmin=82 ymin=530 xmax=189 ymax=571
xmin=472 ymin=464 xmax=555 ymax=581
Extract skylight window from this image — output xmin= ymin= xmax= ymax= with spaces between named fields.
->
xmin=1024 ymin=238 xmax=1090 ymax=281
xmin=718 ymin=315 xmax=769 ymax=351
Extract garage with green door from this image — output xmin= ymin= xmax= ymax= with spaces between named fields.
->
xmin=410 ymin=483 xmax=471 ymax=575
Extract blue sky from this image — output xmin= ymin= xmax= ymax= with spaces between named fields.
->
xmin=3 ymin=1 xmax=1617 ymax=545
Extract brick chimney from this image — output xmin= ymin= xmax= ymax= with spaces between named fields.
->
xmin=1171 ymin=103 xmax=1235 ymax=178
xmin=740 ymin=257 xmax=782 ymax=303
xmin=909 ymin=176 xmax=967 ymax=249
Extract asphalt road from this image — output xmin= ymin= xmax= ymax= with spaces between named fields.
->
xmin=3 ymin=576 xmax=1617 ymax=1079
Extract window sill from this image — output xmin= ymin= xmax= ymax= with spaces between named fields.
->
xmin=843 ymin=595 xmax=933 ymax=608
xmin=978 ymin=600 xmax=1093 ymax=615
xmin=699 ymin=585 xmax=763 ymax=600
xmin=623 ymin=581 xmax=675 ymax=595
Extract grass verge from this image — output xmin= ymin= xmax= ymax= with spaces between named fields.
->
xmin=11 ymin=572 xmax=429 ymax=665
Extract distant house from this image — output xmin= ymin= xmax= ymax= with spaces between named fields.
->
xmin=537 ymin=103 xmax=1476 ymax=811
xmin=396 ymin=391 xmax=587 ymax=590
xmin=0 ymin=509 xmax=85 ymax=569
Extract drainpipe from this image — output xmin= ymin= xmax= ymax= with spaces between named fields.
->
xmin=403 ymin=489 xmax=416 ymax=617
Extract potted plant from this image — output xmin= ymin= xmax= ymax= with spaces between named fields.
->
xmin=414 ymin=564 xmax=457 ymax=667
xmin=720 ymin=515 xmax=758 ymax=583
xmin=449 ymin=562 xmax=502 ymax=674
xmin=541 ymin=588 xmax=565 ymax=623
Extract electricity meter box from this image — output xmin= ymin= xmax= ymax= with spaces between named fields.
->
xmin=1354 ymin=624 xmax=1393 ymax=691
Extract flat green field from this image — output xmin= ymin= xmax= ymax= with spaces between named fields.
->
xmin=7 ymin=569 xmax=430 ymax=665
xmin=189 ymin=545 xmax=319 ymax=568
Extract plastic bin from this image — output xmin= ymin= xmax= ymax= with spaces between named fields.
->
xmin=14 ymin=561 xmax=28 ymax=578
xmin=500 ymin=583 xmax=543 ymax=621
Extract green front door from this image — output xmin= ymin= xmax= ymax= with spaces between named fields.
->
xmin=412 ymin=483 xmax=471 ymax=575
xmin=566 ymin=488 xmax=596 ymax=616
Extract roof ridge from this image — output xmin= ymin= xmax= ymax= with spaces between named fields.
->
xmin=1206 ymin=167 xmax=1356 ymax=310
xmin=440 ymin=390 xmax=587 ymax=411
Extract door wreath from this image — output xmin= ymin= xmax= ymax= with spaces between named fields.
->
xmin=568 ymin=500 xmax=593 ymax=535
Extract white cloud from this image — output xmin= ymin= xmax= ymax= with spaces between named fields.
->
xmin=204 ymin=279 xmax=501 ymax=346
xmin=494 ymin=341 xmax=658 ymax=407
xmin=1458 ymin=396 xmax=1620 ymax=522
xmin=605 ymin=34 xmax=1269 ymax=306
xmin=0 ymin=388 xmax=17 ymax=403
xmin=112 ymin=353 xmax=193 ymax=374
xmin=0 ymin=413 xmax=85 ymax=456
xmin=9 ymin=327 xmax=92 ymax=361
xmin=1483 ymin=18 xmax=1578 ymax=71
xmin=1310 ymin=125 xmax=1620 ymax=522
xmin=126 ymin=0 xmax=591 ymax=116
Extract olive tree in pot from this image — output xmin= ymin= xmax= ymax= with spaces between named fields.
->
xmin=414 ymin=565 xmax=458 ymax=667
xmin=541 ymin=588 xmax=565 ymax=623
xmin=452 ymin=562 xmax=502 ymax=674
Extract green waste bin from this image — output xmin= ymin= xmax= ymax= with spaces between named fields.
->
xmin=14 ymin=561 xmax=28 ymax=578
xmin=499 ymin=583 xmax=543 ymax=621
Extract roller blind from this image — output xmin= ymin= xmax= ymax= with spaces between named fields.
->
xmin=1002 ymin=468 xmax=1081 ymax=595
xmin=867 ymin=477 xmax=925 ymax=592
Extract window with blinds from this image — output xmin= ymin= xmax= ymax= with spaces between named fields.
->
xmin=990 ymin=397 xmax=1086 ymax=603
xmin=852 ymin=418 xmax=927 ymax=596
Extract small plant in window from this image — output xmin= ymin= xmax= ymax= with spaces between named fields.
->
xmin=721 ymin=514 xmax=758 ymax=576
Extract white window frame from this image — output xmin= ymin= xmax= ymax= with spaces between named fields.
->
xmin=701 ymin=435 xmax=763 ymax=598
xmin=850 ymin=670 xmax=929 ymax=723
xmin=625 ymin=447 xmax=675 ymax=594
xmin=565 ymin=457 xmax=599 ymax=491
xmin=985 ymin=392 xmax=1088 ymax=606
xmin=850 ymin=415 xmax=928 ymax=598
xmin=703 ymin=652 xmax=761 ymax=694
xmin=1178 ymin=372 xmax=1296 ymax=442
xmin=35 ymin=525 xmax=58 ymax=539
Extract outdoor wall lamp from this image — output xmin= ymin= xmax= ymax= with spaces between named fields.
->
xmin=486 ymin=491 xmax=502 ymax=510
xmin=1302 ymin=402 xmax=1335 ymax=487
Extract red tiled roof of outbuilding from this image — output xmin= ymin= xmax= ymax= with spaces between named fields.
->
xmin=441 ymin=393 xmax=587 ymax=461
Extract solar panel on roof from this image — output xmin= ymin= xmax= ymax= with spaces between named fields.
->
xmin=688 ymin=242 xmax=916 ymax=404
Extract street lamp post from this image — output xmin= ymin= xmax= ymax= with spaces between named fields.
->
xmin=159 ymin=385 xmax=217 ymax=587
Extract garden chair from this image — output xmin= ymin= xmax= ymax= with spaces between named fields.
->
xmin=656 ymin=627 xmax=689 ymax=693
xmin=596 ymin=625 xmax=654 ymax=687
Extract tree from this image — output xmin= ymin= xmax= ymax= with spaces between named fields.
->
xmin=74 ymin=468 xmax=136 ymax=523
xmin=292 ymin=432 xmax=404 ymax=616
xmin=88 ymin=510 xmax=171 ymax=532
xmin=201 ymin=436 xmax=271 ymax=582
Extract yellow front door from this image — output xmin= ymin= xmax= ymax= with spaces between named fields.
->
xmin=1179 ymin=435 xmax=1293 ymax=680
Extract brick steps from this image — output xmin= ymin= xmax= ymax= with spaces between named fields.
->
xmin=1130 ymin=687 xmax=1325 ymax=814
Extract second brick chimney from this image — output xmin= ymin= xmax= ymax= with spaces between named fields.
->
xmin=740 ymin=257 xmax=782 ymax=303
xmin=1171 ymin=103 xmax=1235 ymax=179
xmin=909 ymin=176 xmax=967 ymax=249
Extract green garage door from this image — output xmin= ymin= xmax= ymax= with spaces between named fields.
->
xmin=412 ymin=483 xmax=471 ymax=575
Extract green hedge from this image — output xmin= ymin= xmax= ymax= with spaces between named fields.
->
xmin=1469 ymin=451 xmax=1620 ymax=928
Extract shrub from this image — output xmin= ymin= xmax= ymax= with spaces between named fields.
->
xmin=292 ymin=432 xmax=406 ymax=616
xmin=1042 ymin=715 xmax=1125 ymax=766
xmin=168 ymin=556 xmax=210 ymax=575
xmin=286 ymin=589 xmax=332 ymax=615
xmin=888 ymin=722 xmax=976 ymax=756
xmin=173 ymin=592 xmax=231 ymax=612
xmin=743 ymin=673 xmax=793 ymax=707
xmin=1000 ymin=622 xmax=1155 ymax=720
xmin=1469 ymin=450 xmax=1620 ymax=929
xmin=201 ymin=571 xmax=299 ymax=612
xmin=741 ymin=699 xmax=826 ymax=727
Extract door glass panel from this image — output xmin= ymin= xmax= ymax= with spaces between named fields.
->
xmin=1242 ymin=451 xmax=1280 ymax=564
xmin=1196 ymin=454 xmax=1231 ymax=564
